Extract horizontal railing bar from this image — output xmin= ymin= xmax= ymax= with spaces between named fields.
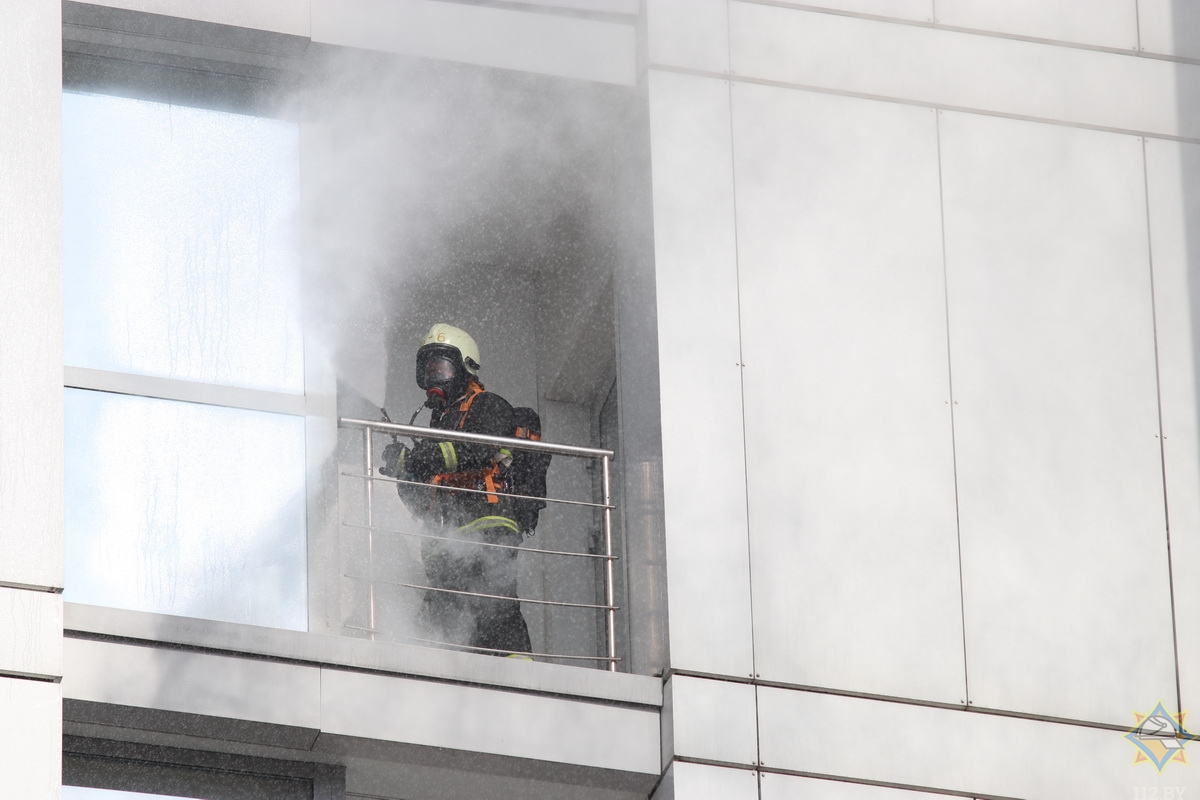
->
xmin=344 ymin=573 xmax=619 ymax=610
xmin=341 ymin=521 xmax=616 ymax=561
xmin=340 ymin=417 xmax=613 ymax=459
xmin=341 ymin=470 xmax=614 ymax=510
xmin=341 ymin=625 xmax=620 ymax=662
xmin=397 ymin=634 xmax=621 ymax=662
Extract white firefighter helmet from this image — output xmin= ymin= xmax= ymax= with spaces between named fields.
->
xmin=420 ymin=323 xmax=481 ymax=375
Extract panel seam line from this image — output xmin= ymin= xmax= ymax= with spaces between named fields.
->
xmin=726 ymin=9 xmax=764 ymax=768
xmin=736 ymin=0 xmax=1186 ymax=62
xmin=645 ymin=64 xmax=1200 ymax=146
xmin=0 ymin=581 xmax=62 ymax=593
xmin=1135 ymin=0 xmax=1142 ymax=53
xmin=0 ymin=671 xmax=62 ymax=684
xmin=1141 ymin=136 xmax=1183 ymax=714
xmin=935 ymin=111 xmax=970 ymax=707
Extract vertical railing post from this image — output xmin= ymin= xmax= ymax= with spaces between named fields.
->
xmin=362 ymin=427 xmax=377 ymax=640
xmin=601 ymin=454 xmax=617 ymax=672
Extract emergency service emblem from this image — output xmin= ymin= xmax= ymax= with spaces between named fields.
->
xmin=1125 ymin=701 xmax=1199 ymax=771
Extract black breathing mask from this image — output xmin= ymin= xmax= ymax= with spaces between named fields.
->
xmin=416 ymin=344 xmax=468 ymax=409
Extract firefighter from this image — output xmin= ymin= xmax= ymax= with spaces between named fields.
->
xmin=380 ymin=323 xmax=533 ymax=659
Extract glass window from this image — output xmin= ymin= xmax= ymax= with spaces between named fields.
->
xmin=63 ymin=90 xmax=308 ymax=630
xmin=64 ymin=390 xmax=307 ymax=629
xmin=63 ymin=92 xmax=302 ymax=394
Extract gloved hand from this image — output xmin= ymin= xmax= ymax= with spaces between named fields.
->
xmin=406 ymin=439 xmax=444 ymax=482
xmin=379 ymin=441 xmax=408 ymax=478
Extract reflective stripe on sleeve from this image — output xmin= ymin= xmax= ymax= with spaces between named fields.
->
xmin=438 ymin=441 xmax=458 ymax=472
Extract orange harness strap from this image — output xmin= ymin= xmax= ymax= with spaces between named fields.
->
xmin=454 ymin=382 xmax=485 ymax=429
xmin=432 ymin=382 xmax=501 ymax=503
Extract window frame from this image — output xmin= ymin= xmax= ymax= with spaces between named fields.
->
xmin=63 ymin=734 xmax=345 ymax=800
xmin=61 ymin=39 xmax=340 ymax=635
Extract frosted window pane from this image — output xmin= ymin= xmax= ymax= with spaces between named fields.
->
xmin=63 ymin=92 xmax=303 ymax=393
xmin=64 ymin=789 xmax=196 ymax=800
xmin=64 ymin=389 xmax=307 ymax=630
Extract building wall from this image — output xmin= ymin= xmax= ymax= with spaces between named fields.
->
xmin=0 ymin=0 xmax=64 ymax=797
xmin=49 ymin=3 xmax=659 ymax=799
xmin=647 ymin=0 xmax=1200 ymax=797
xmin=17 ymin=0 xmax=1200 ymax=797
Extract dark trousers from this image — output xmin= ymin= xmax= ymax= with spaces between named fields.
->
xmin=419 ymin=523 xmax=532 ymax=655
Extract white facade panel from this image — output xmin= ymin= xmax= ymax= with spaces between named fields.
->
xmin=757 ymin=686 xmax=1198 ymax=797
xmin=74 ymin=0 xmax=311 ymax=36
xmin=759 ymin=773 xmax=964 ymax=800
xmin=733 ymin=84 xmax=964 ymax=703
xmin=311 ymin=0 xmax=637 ymax=86
xmin=788 ymin=0 xmax=931 ymax=22
xmin=728 ymin=1 xmax=1192 ymax=139
xmin=940 ymin=111 xmax=1174 ymax=725
xmin=0 ymin=588 xmax=61 ymax=679
xmin=1145 ymin=137 xmax=1200 ymax=713
xmin=62 ymin=637 xmax=322 ymax=730
xmin=666 ymin=675 xmax=757 ymax=766
xmin=654 ymin=762 xmax=759 ymax=800
xmin=321 ymin=669 xmax=660 ymax=774
xmin=648 ymin=69 xmax=755 ymax=678
xmin=1139 ymin=0 xmax=1200 ymax=60
xmin=935 ymin=0 xmax=1138 ymax=51
xmin=0 ymin=0 xmax=62 ymax=591
xmin=0 ymin=678 xmax=60 ymax=800
xmin=647 ymin=0 xmax=729 ymax=74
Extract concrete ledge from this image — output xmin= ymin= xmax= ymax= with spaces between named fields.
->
xmin=63 ymin=632 xmax=662 ymax=796
xmin=65 ymin=0 xmax=311 ymax=39
xmin=65 ymin=603 xmax=663 ymax=707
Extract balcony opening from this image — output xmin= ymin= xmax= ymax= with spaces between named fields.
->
xmin=61 ymin=30 xmax=664 ymax=675
xmin=316 ymin=51 xmax=657 ymax=671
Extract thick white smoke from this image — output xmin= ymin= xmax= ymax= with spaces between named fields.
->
xmin=288 ymin=47 xmax=632 ymax=654
xmin=292 ymin=49 xmax=621 ymax=409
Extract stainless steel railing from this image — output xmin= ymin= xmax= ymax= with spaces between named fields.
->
xmin=338 ymin=417 xmax=620 ymax=671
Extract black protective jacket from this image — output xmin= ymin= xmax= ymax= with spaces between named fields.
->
xmin=402 ymin=382 xmax=518 ymax=531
